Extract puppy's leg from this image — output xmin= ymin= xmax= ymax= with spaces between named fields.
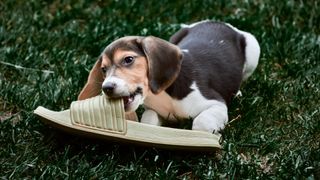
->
xmin=141 ymin=109 xmax=161 ymax=126
xmin=192 ymin=101 xmax=228 ymax=133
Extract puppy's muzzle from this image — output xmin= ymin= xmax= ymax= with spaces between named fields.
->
xmin=102 ymin=82 xmax=116 ymax=96
xmin=102 ymin=81 xmax=143 ymax=111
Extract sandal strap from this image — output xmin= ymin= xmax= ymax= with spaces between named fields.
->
xmin=70 ymin=95 xmax=127 ymax=134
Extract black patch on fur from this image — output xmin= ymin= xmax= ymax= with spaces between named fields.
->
xmin=167 ymin=21 xmax=246 ymax=104
xmin=170 ymin=28 xmax=189 ymax=44
xmin=165 ymin=51 xmax=194 ymax=99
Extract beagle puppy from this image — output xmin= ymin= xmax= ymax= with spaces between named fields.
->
xmin=78 ymin=20 xmax=260 ymax=133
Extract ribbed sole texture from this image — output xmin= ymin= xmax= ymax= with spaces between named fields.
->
xmin=70 ymin=96 xmax=126 ymax=134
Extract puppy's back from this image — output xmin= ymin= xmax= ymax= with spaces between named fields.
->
xmin=170 ymin=21 xmax=247 ymax=104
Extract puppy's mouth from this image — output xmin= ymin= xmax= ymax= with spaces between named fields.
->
xmin=120 ymin=87 xmax=143 ymax=111
xmin=123 ymin=94 xmax=135 ymax=107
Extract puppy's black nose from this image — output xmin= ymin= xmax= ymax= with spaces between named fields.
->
xmin=102 ymin=82 xmax=116 ymax=95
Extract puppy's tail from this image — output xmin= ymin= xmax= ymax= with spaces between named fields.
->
xmin=241 ymin=32 xmax=260 ymax=80
xmin=226 ymin=23 xmax=261 ymax=80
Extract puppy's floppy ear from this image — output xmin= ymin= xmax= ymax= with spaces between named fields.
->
xmin=139 ymin=36 xmax=182 ymax=94
xmin=78 ymin=59 xmax=104 ymax=100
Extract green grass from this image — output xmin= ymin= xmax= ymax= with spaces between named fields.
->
xmin=1 ymin=0 xmax=319 ymax=179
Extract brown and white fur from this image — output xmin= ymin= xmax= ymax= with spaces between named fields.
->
xmin=78 ymin=20 xmax=260 ymax=133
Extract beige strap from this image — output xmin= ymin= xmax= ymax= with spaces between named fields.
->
xmin=70 ymin=95 xmax=127 ymax=134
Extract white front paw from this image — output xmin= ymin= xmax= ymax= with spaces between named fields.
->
xmin=141 ymin=109 xmax=161 ymax=126
xmin=192 ymin=105 xmax=228 ymax=133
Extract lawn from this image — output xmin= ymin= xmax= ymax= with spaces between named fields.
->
xmin=1 ymin=0 xmax=319 ymax=179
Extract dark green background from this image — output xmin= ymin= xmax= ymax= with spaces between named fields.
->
xmin=1 ymin=0 xmax=319 ymax=179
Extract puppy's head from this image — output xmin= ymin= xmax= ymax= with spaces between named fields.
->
xmin=78 ymin=36 xmax=182 ymax=112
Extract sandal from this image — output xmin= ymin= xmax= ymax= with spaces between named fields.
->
xmin=34 ymin=95 xmax=220 ymax=151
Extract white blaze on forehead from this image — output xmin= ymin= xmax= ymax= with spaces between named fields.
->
xmin=104 ymin=66 xmax=115 ymax=77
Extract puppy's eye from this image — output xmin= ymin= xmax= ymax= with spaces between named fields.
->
xmin=122 ymin=56 xmax=135 ymax=66
xmin=101 ymin=67 xmax=107 ymax=73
